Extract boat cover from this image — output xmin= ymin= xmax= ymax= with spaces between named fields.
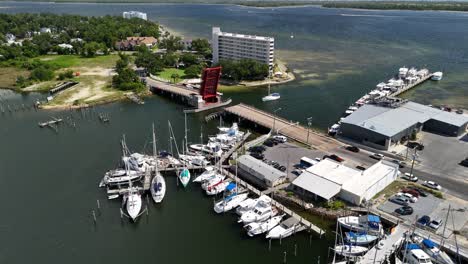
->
xmin=367 ymin=215 xmax=381 ymax=223
xmin=422 ymin=239 xmax=437 ymax=249
xmin=225 ymin=182 xmax=236 ymax=191
xmin=406 ymin=243 xmax=421 ymax=250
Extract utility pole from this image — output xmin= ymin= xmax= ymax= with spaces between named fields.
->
xmin=306 ymin=117 xmax=313 ymax=146
xmin=409 ymin=147 xmax=417 ymax=177
xmin=272 ymin=107 xmax=282 ymax=135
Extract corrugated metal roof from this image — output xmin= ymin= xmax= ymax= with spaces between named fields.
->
xmin=342 ymin=102 xmax=468 ymax=137
xmin=238 ymin=155 xmax=286 ymax=182
xmin=292 ymin=171 xmax=341 ymax=200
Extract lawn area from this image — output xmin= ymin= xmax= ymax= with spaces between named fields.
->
xmin=0 ymin=67 xmax=29 ymax=89
xmin=35 ymin=54 xmax=119 ymax=69
xmin=157 ymin=68 xmax=185 ymax=81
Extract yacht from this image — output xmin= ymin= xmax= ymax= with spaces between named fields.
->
xmin=201 ymin=174 xmax=226 ymax=190
xmin=403 ymin=244 xmax=433 ymax=264
xmin=193 ymin=166 xmax=217 ymax=183
xmin=213 ymin=193 xmax=249 ymax=213
xmin=345 ymin=232 xmax=379 ymax=245
xmin=178 ymin=154 xmax=210 ymax=167
xmin=399 ymin=67 xmax=409 ymax=78
xmin=431 ymin=72 xmax=443 ymax=81
xmin=189 ymin=142 xmax=223 ymax=156
xmin=244 ymin=215 xmax=284 ymax=237
xmin=236 ymin=195 xmax=271 ymax=216
xmin=238 ymin=199 xmax=277 ymax=224
xmin=266 ymin=217 xmax=301 ymax=239
xmin=337 ymin=215 xmax=383 ymax=236
xmin=334 ymin=245 xmax=368 ymax=257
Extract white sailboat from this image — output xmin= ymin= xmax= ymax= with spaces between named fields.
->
xmin=201 ymin=174 xmax=226 ymax=190
xmin=193 ymin=166 xmax=217 ymax=183
xmin=262 ymin=84 xmax=280 ymax=102
xmin=179 ymin=168 xmax=190 ymax=187
xmin=213 ymin=193 xmax=248 ymax=214
xmin=205 ymin=180 xmax=231 ymax=196
xmin=334 ymin=245 xmax=368 ymax=257
xmin=244 ymin=215 xmax=284 ymax=237
xmin=150 ymin=124 xmax=166 ymax=203
xmin=126 ymin=187 xmax=142 ymax=221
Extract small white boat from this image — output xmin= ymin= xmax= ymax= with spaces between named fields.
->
xmin=262 ymin=84 xmax=280 ymax=102
xmin=189 ymin=143 xmax=223 ymax=156
xmin=244 ymin=215 xmax=284 ymax=237
xmin=179 ymin=154 xmax=210 ymax=167
xmin=431 ymin=72 xmax=443 ymax=81
xmin=126 ymin=189 xmax=142 ymax=221
xmin=334 ymin=245 xmax=368 ymax=257
xmin=193 ymin=166 xmax=216 ymax=183
xmin=206 ymin=180 xmax=231 ymax=196
xmin=103 ymin=170 xmax=142 ymax=186
xmin=150 ymin=173 xmax=166 ymax=203
xmin=418 ymin=238 xmax=454 ymax=264
xmin=238 ymin=200 xmax=277 ymax=224
xmin=108 ymin=194 xmax=119 ymax=200
xmin=337 ymin=215 xmax=383 ymax=236
xmin=345 ymin=232 xmax=379 ymax=245
xmin=236 ymin=195 xmax=272 ymax=216
xmin=213 ymin=193 xmax=249 ymax=214
xmin=201 ymin=174 xmax=226 ymax=190
xmin=179 ymin=168 xmax=190 ymax=188
xmin=266 ymin=217 xmax=301 ymax=239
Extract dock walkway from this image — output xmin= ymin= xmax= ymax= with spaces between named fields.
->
xmin=357 ymin=226 xmax=406 ymax=264
xmin=224 ymin=103 xmax=342 ymax=151
xmin=390 ymin=74 xmax=433 ymax=97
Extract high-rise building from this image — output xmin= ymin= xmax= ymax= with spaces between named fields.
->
xmin=211 ymin=27 xmax=274 ymax=69
xmin=122 ymin=11 xmax=147 ymax=21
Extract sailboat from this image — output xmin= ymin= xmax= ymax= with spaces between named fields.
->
xmin=179 ymin=168 xmax=190 ymax=187
xmin=122 ymin=136 xmax=142 ymax=221
xmin=262 ymin=84 xmax=280 ymax=102
xmin=150 ymin=124 xmax=166 ymax=203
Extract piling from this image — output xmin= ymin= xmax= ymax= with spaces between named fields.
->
xmin=294 ymin=244 xmax=297 ymax=256
xmin=283 ymin=251 xmax=287 ymax=263
xmin=96 ymin=199 xmax=101 ymax=211
xmin=92 ymin=210 xmax=97 ymax=223
xmin=268 ymin=239 xmax=272 ymax=251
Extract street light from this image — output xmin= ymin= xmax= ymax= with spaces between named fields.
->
xmin=306 ymin=117 xmax=313 ymax=145
xmin=272 ymin=107 xmax=282 ymax=135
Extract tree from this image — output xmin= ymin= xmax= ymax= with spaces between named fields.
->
xmin=170 ymin=73 xmax=180 ymax=83
xmin=134 ymin=48 xmax=163 ymax=75
xmin=15 ymin=75 xmax=28 ymax=88
xmin=217 ymin=59 xmax=268 ymax=81
xmin=159 ymin=35 xmax=183 ymax=52
xmin=180 ymin=53 xmax=198 ymax=67
xmin=191 ymin=38 xmax=211 ymax=57
xmin=82 ymin=41 xmax=101 ymax=58
xmin=184 ymin=65 xmax=202 ymax=78
xmin=57 ymin=70 xmax=74 ymax=80
xmin=162 ymin=52 xmax=179 ymax=67
xmin=30 ymin=66 xmax=54 ymax=81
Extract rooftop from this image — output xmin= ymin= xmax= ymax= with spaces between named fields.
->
xmin=213 ymin=27 xmax=274 ymax=42
xmin=342 ymin=101 xmax=468 ymax=137
xmin=305 ymin=158 xmax=361 ymax=185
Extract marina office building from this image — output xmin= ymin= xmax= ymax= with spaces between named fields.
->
xmin=339 ymin=101 xmax=468 ymax=150
xmin=291 ymin=159 xmax=399 ymax=205
xmin=211 ymin=27 xmax=274 ymax=69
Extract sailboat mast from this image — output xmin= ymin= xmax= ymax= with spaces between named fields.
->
xmin=152 ymin=123 xmax=158 ymax=173
xmin=184 ymin=112 xmax=188 ymax=152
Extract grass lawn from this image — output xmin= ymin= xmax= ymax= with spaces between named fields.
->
xmin=34 ymin=54 xmax=119 ymax=69
xmin=0 ymin=67 xmax=29 ymax=89
xmin=157 ymin=68 xmax=185 ymax=81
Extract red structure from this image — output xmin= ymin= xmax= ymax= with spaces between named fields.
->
xmin=200 ymin=66 xmax=222 ymax=103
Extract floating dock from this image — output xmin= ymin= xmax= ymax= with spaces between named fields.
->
xmin=390 ymin=73 xmax=433 ymax=97
xmin=224 ymin=103 xmax=342 ymax=151
xmin=38 ymin=118 xmax=63 ymax=128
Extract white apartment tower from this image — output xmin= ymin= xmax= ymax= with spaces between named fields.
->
xmin=212 ymin=27 xmax=274 ymax=69
xmin=122 ymin=11 xmax=147 ymax=21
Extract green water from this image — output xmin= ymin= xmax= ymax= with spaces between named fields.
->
xmin=1 ymin=3 xmax=468 ymax=263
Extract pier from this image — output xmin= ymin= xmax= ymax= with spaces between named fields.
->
xmin=224 ymin=103 xmax=342 ymax=151
xmin=49 ymin=81 xmax=78 ymax=95
xmin=38 ymin=117 xmax=63 ymax=128
xmin=390 ymin=73 xmax=433 ymax=97
xmin=356 ymin=226 xmax=406 ymax=264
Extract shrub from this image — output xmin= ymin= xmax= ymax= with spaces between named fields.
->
xmin=57 ymin=70 xmax=74 ymax=80
xmin=30 ymin=66 xmax=54 ymax=81
xmin=324 ymin=200 xmax=345 ymax=210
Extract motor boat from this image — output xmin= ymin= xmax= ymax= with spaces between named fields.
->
xmin=213 ymin=193 xmax=249 ymax=214
xmin=150 ymin=172 xmax=166 ymax=203
xmin=266 ymin=217 xmax=301 ymax=239
xmin=125 ymin=188 xmax=142 ymax=221
xmin=238 ymin=199 xmax=276 ymax=224
xmin=334 ymin=245 xmax=368 ymax=257
xmin=102 ymin=170 xmax=143 ymax=186
xmin=206 ymin=180 xmax=231 ymax=196
xmin=337 ymin=215 xmax=383 ymax=236
xmin=201 ymin=174 xmax=226 ymax=190
xmin=399 ymin=67 xmax=409 ymax=78
xmin=404 ymin=244 xmax=433 ymax=264
xmin=236 ymin=195 xmax=272 ymax=216
xmin=262 ymin=93 xmax=280 ymax=102
xmin=416 ymin=238 xmax=454 ymax=264
xmin=178 ymin=168 xmax=190 ymax=188
xmin=189 ymin=142 xmax=223 ymax=157
xmin=345 ymin=232 xmax=379 ymax=245
xmin=244 ymin=215 xmax=284 ymax=237
xmin=431 ymin=72 xmax=443 ymax=81
xmin=193 ymin=166 xmax=217 ymax=183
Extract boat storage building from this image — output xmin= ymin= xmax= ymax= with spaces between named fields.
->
xmin=291 ymin=158 xmax=399 ymax=205
xmin=339 ymin=101 xmax=468 ymax=150
xmin=237 ymin=155 xmax=286 ymax=188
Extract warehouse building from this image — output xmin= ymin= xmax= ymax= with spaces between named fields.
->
xmin=291 ymin=159 xmax=399 ymax=205
xmin=237 ymin=155 xmax=286 ymax=188
xmin=211 ymin=27 xmax=274 ymax=69
xmin=339 ymin=101 xmax=468 ymax=150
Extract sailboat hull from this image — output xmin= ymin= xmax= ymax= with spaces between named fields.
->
xmin=150 ymin=173 xmax=166 ymax=203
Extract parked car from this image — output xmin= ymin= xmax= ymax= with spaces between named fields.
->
xmin=395 ymin=206 xmax=413 ymax=215
xmin=460 ymin=158 xmax=468 ymax=167
xmin=397 ymin=192 xmax=418 ymax=203
xmin=248 ymin=146 xmax=266 ymax=153
xmin=292 ymin=169 xmax=304 ymax=176
xmin=356 ymin=165 xmax=366 ymax=171
xmin=278 ymin=165 xmax=286 ymax=172
xmin=410 ymin=187 xmax=428 ymax=197
xmin=390 ymin=196 xmax=409 ymax=206
xmin=407 ymin=142 xmax=424 ymax=151
xmin=263 ymin=140 xmax=274 ymax=147
xmin=423 ymin=181 xmax=442 ymax=190
xmin=401 ymin=188 xmax=420 ymax=198
xmin=272 ymin=135 xmax=287 ymax=143
xmin=325 ymin=154 xmax=344 ymax=162
xmin=345 ymin=145 xmax=360 ymax=153
xmin=429 ymin=219 xmax=443 ymax=230
xmin=391 ymin=159 xmax=406 ymax=168
xmin=370 ymin=153 xmax=385 ymax=160
xmin=402 ymin=172 xmax=418 ymax=182
xmin=417 ymin=215 xmax=431 ymax=226
xmin=250 ymin=152 xmax=264 ymax=160
xmin=273 ymin=163 xmax=281 ymax=169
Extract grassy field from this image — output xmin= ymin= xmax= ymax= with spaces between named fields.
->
xmin=157 ymin=68 xmax=185 ymax=82
xmin=0 ymin=67 xmax=29 ymax=90
xmin=35 ymin=55 xmax=119 ymax=69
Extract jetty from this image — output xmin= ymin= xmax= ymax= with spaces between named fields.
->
xmin=224 ymin=103 xmax=342 ymax=151
xmin=38 ymin=117 xmax=63 ymax=128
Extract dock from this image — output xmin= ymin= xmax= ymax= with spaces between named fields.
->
xmin=390 ymin=73 xmax=433 ymax=97
xmin=224 ymin=103 xmax=342 ymax=151
xmin=357 ymin=226 xmax=407 ymax=264
xmin=49 ymin=81 xmax=78 ymax=95
xmin=38 ymin=118 xmax=63 ymax=128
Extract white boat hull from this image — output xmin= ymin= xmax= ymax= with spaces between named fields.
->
xmin=245 ymin=215 xmax=283 ymax=237
xmin=334 ymin=245 xmax=368 ymax=257
xmin=150 ymin=173 xmax=166 ymax=203
xmin=214 ymin=193 xmax=248 ymax=214
xmin=126 ymin=192 xmax=142 ymax=221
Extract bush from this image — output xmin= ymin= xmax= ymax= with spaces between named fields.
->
xmin=30 ymin=66 xmax=54 ymax=81
xmin=184 ymin=65 xmax=202 ymax=78
xmin=57 ymin=70 xmax=74 ymax=80
xmin=324 ymin=200 xmax=345 ymax=210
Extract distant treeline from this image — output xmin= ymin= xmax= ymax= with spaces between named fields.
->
xmin=321 ymin=1 xmax=468 ymax=12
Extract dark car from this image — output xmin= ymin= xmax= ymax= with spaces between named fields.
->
xmin=460 ymin=158 xmax=468 ymax=167
xmin=417 ymin=215 xmax=431 ymax=227
xmin=278 ymin=165 xmax=287 ymax=172
xmin=410 ymin=187 xmax=428 ymax=197
xmin=395 ymin=206 xmax=413 ymax=215
xmin=391 ymin=159 xmax=406 ymax=168
xmin=263 ymin=140 xmax=274 ymax=147
xmin=401 ymin=188 xmax=420 ymax=198
xmin=345 ymin=146 xmax=360 ymax=153
xmin=407 ymin=142 xmax=424 ymax=151
xmin=250 ymin=152 xmax=264 ymax=160
xmin=273 ymin=163 xmax=281 ymax=169
xmin=249 ymin=146 xmax=266 ymax=153
xmin=325 ymin=154 xmax=344 ymax=162
xmin=356 ymin=165 xmax=366 ymax=171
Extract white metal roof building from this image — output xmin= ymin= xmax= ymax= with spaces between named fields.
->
xmin=237 ymin=155 xmax=286 ymax=188
xmin=291 ymin=159 xmax=399 ymax=205
xmin=340 ymin=101 xmax=468 ymax=150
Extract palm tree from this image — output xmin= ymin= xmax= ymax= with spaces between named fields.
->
xmin=171 ymin=73 xmax=180 ymax=83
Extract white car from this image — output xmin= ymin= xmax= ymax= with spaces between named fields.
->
xmin=402 ymin=172 xmax=418 ymax=182
xmin=272 ymin=135 xmax=287 ymax=143
xmin=423 ymin=181 xmax=442 ymax=190
xmin=397 ymin=192 xmax=418 ymax=203
xmin=429 ymin=219 xmax=442 ymax=229
xmin=371 ymin=153 xmax=385 ymax=160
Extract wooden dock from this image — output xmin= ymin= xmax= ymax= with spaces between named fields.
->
xmin=224 ymin=103 xmax=343 ymax=151
xmin=390 ymin=73 xmax=433 ymax=97
xmin=38 ymin=118 xmax=63 ymax=128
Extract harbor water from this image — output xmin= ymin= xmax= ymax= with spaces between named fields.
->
xmin=1 ymin=2 xmax=468 ymax=263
